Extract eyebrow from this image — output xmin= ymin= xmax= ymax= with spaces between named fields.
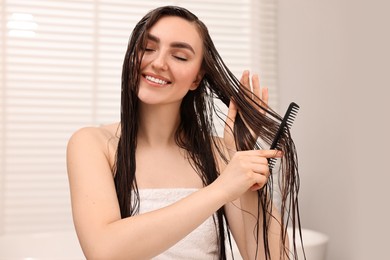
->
xmin=146 ymin=33 xmax=196 ymax=54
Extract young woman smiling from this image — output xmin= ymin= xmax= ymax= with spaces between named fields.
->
xmin=67 ymin=6 xmax=301 ymax=260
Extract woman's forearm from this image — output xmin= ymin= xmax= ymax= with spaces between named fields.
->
xmin=240 ymin=190 xmax=288 ymax=260
xmin=79 ymin=183 xmax=226 ymax=259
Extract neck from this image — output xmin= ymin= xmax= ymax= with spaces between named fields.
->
xmin=137 ymin=102 xmax=181 ymax=147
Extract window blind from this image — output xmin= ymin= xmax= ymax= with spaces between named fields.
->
xmin=0 ymin=0 xmax=278 ymax=235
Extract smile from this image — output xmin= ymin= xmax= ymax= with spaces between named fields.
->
xmin=144 ymin=75 xmax=170 ymax=85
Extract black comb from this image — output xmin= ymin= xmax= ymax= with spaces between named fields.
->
xmin=268 ymin=102 xmax=300 ymax=170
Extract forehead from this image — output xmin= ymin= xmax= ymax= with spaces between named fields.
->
xmin=148 ymin=16 xmax=203 ymax=52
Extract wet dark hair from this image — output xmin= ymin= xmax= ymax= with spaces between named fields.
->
xmin=114 ymin=5 xmax=302 ymax=260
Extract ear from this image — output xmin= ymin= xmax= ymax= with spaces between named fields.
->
xmin=190 ymin=70 xmax=205 ymax=90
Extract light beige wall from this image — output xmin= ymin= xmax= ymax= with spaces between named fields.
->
xmin=277 ymin=0 xmax=390 ymax=259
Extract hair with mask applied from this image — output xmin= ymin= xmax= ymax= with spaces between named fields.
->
xmin=114 ymin=5 xmax=302 ymax=260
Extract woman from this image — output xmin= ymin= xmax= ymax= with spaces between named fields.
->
xmin=67 ymin=6 xmax=301 ymax=260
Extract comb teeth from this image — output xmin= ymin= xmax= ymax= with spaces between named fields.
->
xmin=268 ymin=102 xmax=300 ymax=170
xmin=286 ymin=103 xmax=299 ymax=126
xmin=268 ymin=158 xmax=277 ymax=169
xmin=285 ymin=107 xmax=298 ymax=131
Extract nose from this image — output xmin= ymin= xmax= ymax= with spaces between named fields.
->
xmin=151 ymin=51 xmax=168 ymax=71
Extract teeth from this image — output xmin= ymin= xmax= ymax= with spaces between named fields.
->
xmin=145 ymin=75 xmax=168 ymax=85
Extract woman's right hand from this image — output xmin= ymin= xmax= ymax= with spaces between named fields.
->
xmin=215 ymin=149 xmax=282 ymax=202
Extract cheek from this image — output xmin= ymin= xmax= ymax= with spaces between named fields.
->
xmin=177 ymin=64 xmax=201 ymax=83
xmin=139 ymin=56 xmax=149 ymax=70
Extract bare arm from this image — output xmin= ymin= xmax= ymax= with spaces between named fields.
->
xmin=224 ymin=159 xmax=289 ymax=260
xmin=67 ymin=127 xmax=266 ymax=259
xmin=214 ymin=137 xmax=288 ymax=259
xmin=240 ymin=191 xmax=289 ymax=259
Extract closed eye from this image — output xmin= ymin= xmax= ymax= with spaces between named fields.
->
xmin=173 ymin=55 xmax=187 ymax=61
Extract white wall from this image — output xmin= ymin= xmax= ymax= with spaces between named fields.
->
xmin=278 ymin=0 xmax=390 ymax=259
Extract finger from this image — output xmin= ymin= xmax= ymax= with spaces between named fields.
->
xmin=250 ymin=182 xmax=266 ymax=191
xmin=250 ymin=175 xmax=268 ymax=191
xmin=250 ymin=156 xmax=269 ymax=166
xmin=259 ymin=86 xmax=269 ymax=115
xmin=262 ymin=86 xmax=269 ymax=106
xmin=241 ymin=149 xmax=283 ymax=158
xmin=251 ymin=74 xmax=269 ymax=114
xmin=252 ymin=74 xmax=260 ymax=99
xmin=240 ymin=70 xmax=250 ymax=91
xmin=251 ymin=163 xmax=270 ymax=177
xmin=242 ymin=72 xmax=268 ymax=115
xmin=240 ymin=70 xmax=252 ymax=99
xmin=238 ymin=71 xmax=265 ymax=139
xmin=258 ymin=149 xmax=283 ymax=158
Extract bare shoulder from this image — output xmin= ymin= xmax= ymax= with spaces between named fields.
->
xmin=68 ymin=123 xmax=119 ymax=149
xmin=67 ymin=122 xmax=120 ymax=172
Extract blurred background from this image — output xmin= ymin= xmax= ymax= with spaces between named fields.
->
xmin=0 ymin=0 xmax=389 ymax=259
xmin=279 ymin=0 xmax=390 ymax=259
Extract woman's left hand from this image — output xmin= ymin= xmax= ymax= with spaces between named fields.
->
xmin=223 ymin=70 xmax=268 ymax=158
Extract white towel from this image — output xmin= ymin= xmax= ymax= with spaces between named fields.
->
xmin=137 ymin=188 xmax=219 ymax=259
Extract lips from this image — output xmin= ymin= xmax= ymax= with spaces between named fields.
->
xmin=142 ymin=73 xmax=172 ymax=86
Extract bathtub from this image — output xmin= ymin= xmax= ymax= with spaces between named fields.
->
xmin=288 ymin=228 xmax=329 ymax=260
xmin=0 ymin=231 xmax=84 ymax=260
